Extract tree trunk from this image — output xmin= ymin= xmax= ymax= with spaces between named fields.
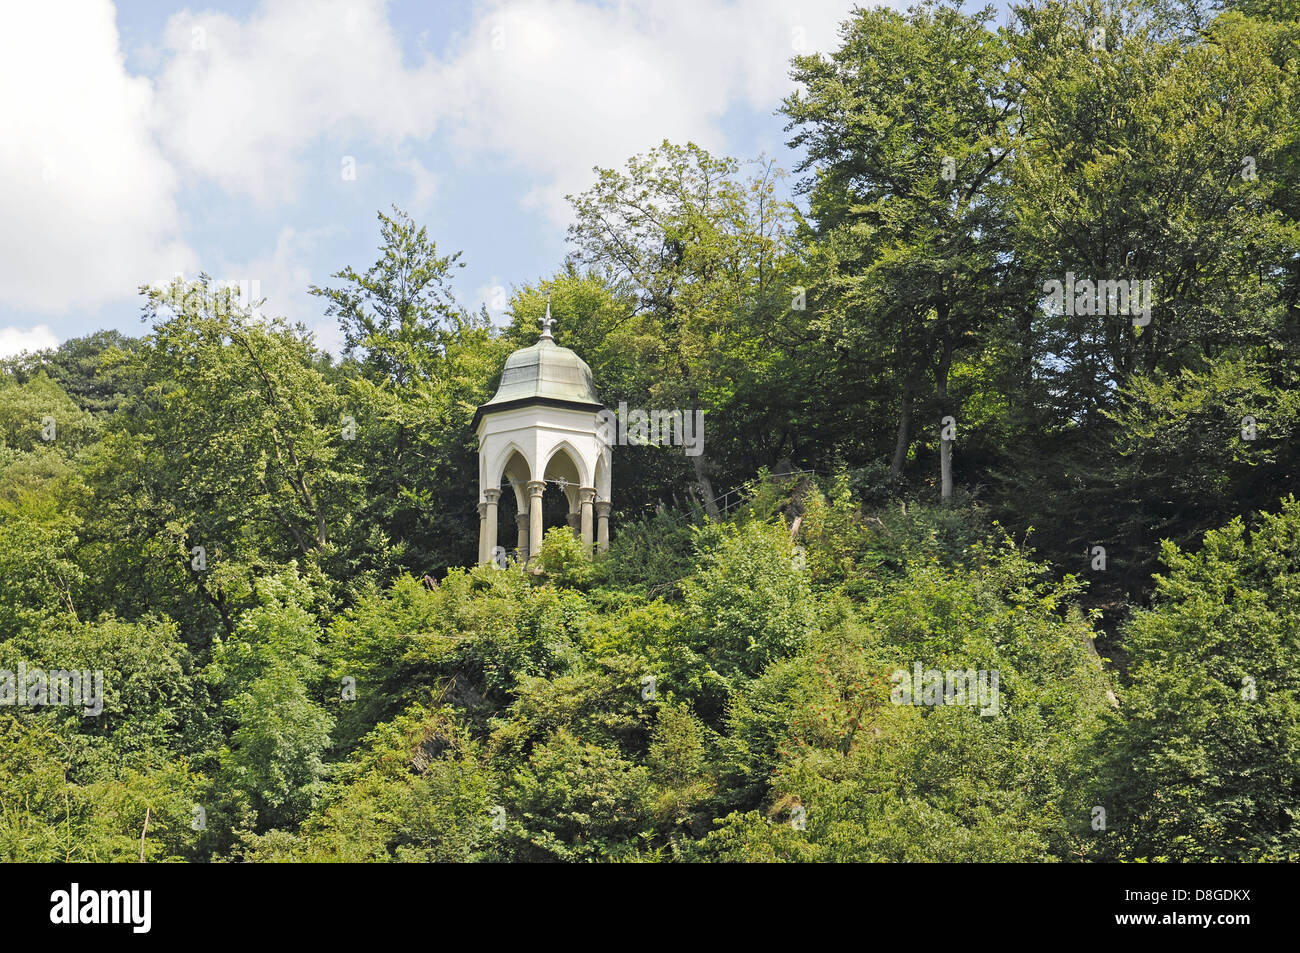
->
xmin=693 ymin=454 xmax=721 ymax=519
xmin=939 ymin=423 xmax=953 ymax=501
xmin=890 ymin=379 xmax=914 ymax=484
xmin=936 ymin=306 xmax=954 ymax=503
xmin=139 ymin=806 xmax=150 ymax=863
xmin=683 ymin=375 xmax=721 ymax=518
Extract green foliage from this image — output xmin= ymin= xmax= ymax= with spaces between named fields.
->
xmin=565 ymin=140 xmax=808 ymax=509
xmin=534 ymin=525 xmax=595 ymax=587
xmin=784 ymin=0 xmax=1019 ymax=497
xmin=709 ymin=540 xmax=1113 ymax=861
xmin=487 ymin=653 xmax=655 ymax=765
xmin=0 ymin=613 xmax=195 ymax=759
xmin=594 ymin=507 xmax=701 ymax=596
xmin=324 ymin=565 xmax=585 ymax=754
xmin=206 ymin=569 xmax=334 ymax=831
xmin=1094 ymin=497 xmax=1300 ymax=861
xmin=239 ymin=705 xmax=496 ymax=862
xmin=1098 ymin=356 xmax=1300 ymax=585
xmin=503 ymin=729 xmax=653 ymax=862
xmin=0 ymin=715 xmax=199 ymax=862
xmin=77 ymin=276 xmax=366 ymax=644
xmin=0 ymin=330 xmax=142 ymax=415
xmin=0 ymin=372 xmax=98 ymax=453
xmin=669 ymin=521 xmax=818 ymax=719
xmin=0 ymin=452 xmax=88 ymax=640
xmin=310 ymin=206 xmax=465 ymax=385
xmin=7 ymin=0 xmax=1300 ymax=862
xmin=988 ymin=0 xmax=1300 ymax=584
xmin=647 ymin=702 xmax=714 ymax=828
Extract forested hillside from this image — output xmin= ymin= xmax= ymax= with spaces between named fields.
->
xmin=1 ymin=0 xmax=1297 ymax=862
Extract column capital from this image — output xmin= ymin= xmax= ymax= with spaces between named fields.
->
xmin=478 ymin=502 xmax=488 ymax=518
xmin=578 ymin=486 xmax=597 ymax=504
xmin=594 ymin=501 xmax=612 ymax=517
xmin=526 ymin=480 xmax=546 ymax=497
xmin=484 ymin=487 xmax=501 ymax=503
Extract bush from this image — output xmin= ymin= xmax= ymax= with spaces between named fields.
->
xmin=1093 ymin=496 xmax=1300 ymax=862
xmin=669 ymin=521 xmax=818 ymax=720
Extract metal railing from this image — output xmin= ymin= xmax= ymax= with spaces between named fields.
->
xmin=708 ymin=468 xmax=821 ymax=515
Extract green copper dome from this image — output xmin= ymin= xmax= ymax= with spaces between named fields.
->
xmin=475 ymin=335 xmax=603 ymax=424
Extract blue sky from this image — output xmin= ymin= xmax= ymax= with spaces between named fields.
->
xmin=0 ymin=0 xmax=1011 ymax=358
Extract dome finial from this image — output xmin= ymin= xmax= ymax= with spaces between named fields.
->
xmin=539 ymin=294 xmax=556 ymax=342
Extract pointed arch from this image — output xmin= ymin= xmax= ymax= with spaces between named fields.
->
xmin=543 ymin=440 xmax=591 ymax=490
xmin=487 ymin=441 xmax=530 ymax=484
xmin=486 ymin=441 xmax=534 ymax=510
xmin=594 ymin=450 xmax=611 ymax=501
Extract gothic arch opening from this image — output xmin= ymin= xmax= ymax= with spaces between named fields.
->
xmin=543 ymin=445 xmax=583 ymax=536
xmin=499 ymin=449 xmax=532 ymax=511
xmin=496 ymin=449 xmax=532 ymax=555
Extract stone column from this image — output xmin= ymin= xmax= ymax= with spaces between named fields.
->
xmin=527 ymin=480 xmax=546 ymax=558
xmin=483 ymin=488 xmax=500 ymax=565
xmin=566 ymin=511 xmax=581 ymax=538
xmin=515 ymin=512 xmax=529 ymax=556
xmin=477 ymin=502 xmax=488 ymax=565
xmin=579 ymin=487 xmax=596 ymax=554
xmin=595 ymin=501 xmax=611 ymax=554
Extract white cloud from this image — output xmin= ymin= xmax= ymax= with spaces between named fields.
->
xmin=152 ymin=0 xmax=443 ymax=201
xmin=0 ymin=0 xmax=194 ymax=312
xmin=0 ymin=325 xmax=60 ymax=359
xmin=149 ymin=0 xmax=863 ymax=219
xmin=0 ymin=0 xmax=879 ymax=321
xmin=430 ymin=0 xmax=861 ymax=222
xmin=470 ymin=279 xmax=513 ymax=326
